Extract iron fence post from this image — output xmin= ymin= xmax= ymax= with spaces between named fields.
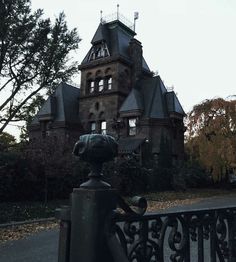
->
xmin=69 ymin=188 xmax=117 ymax=262
xmin=69 ymin=134 xmax=118 ymax=262
xmin=229 ymin=211 xmax=236 ymax=262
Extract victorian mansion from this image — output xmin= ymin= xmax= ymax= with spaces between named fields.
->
xmin=29 ymin=13 xmax=185 ymax=166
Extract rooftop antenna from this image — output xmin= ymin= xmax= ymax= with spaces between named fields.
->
xmin=117 ymin=4 xmax=120 ymax=20
xmin=100 ymin=10 xmax=103 ymax=23
xmin=134 ymin=11 xmax=139 ymax=32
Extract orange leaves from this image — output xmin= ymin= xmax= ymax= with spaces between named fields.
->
xmin=186 ymin=98 xmax=236 ymax=182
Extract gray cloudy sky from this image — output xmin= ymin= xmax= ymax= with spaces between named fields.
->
xmin=31 ymin=0 xmax=236 ymax=111
xmin=5 ymin=0 xmax=236 ymax=136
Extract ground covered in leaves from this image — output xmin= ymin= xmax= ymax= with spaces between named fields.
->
xmin=1 ymin=188 xmax=236 ymax=243
xmin=144 ymin=188 xmax=236 ymax=212
xmin=0 ymin=221 xmax=58 ymax=243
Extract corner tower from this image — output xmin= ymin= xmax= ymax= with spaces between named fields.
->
xmin=78 ymin=14 xmax=151 ymax=136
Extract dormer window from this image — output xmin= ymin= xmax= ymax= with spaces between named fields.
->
xmin=98 ymin=79 xmax=104 ymax=92
xmin=96 ymin=47 xmax=102 ymax=58
xmin=88 ymin=42 xmax=110 ymax=61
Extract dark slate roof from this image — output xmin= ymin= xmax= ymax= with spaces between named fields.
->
xmin=166 ymin=92 xmax=185 ymax=115
xmin=119 ymin=88 xmax=143 ymax=113
xmin=142 ymin=58 xmax=150 ymax=71
xmin=82 ymin=20 xmax=150 ymax=72
xmin=120 ymin=76 xmax=185 ymax=119
xmin=31 ymin=82 xmax=80 ymax=126
xmin=118 ymin=137 xmax=145 ymax=153
xmin=34 ymin=95 xmax=56 ymax=119
xmin=91 ymin=23 xmax=109 ymax=44
xmin=141 ymin=76 xmax=168 ymax=118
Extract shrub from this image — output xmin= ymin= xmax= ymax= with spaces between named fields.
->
xmin=0 ymin=152 xmax=34 ymax=201
xmin=148 ymin=167 xmax=174 ymax=191
xmin=44 ymin=159 xmax=90 ymax=200
xmin=180 ymin=165 xmax=212 ymax=188
xmin=103 ymin=157 xmax=148 ymax=196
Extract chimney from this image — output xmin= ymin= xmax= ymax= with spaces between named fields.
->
xmin=129 ymin=38 xmax=143 ymax=86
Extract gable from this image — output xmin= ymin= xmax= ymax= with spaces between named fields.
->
xmin=120 ymin=76 xmax=185 ymax=119
xmin=30 ymin=82 xmax=80 ymax=126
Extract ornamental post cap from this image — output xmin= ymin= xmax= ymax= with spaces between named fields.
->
xmin=73 ymin=134 xmax=118 ymax=189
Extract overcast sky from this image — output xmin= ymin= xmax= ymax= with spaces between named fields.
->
xmin=5 ymin=0 xmax=236 ymax=137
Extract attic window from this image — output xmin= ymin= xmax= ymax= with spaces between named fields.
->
xmin=128 ymin=118 xmax=137 ymax=136
xmin=88 ymin=43 xmax=109 ymax=61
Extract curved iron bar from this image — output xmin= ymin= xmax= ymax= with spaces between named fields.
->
xmin=117 ymin=195 xmax=148 ymax=216
xmin=215 ymin=209 xmax=230 ymax=260
xmin=128 ymin=239 xmax=159 ymax=262
xmin=105 ymin=194 xmax=148 ymax=262
xmin=111 ymin=206 xmax=236 ymax=262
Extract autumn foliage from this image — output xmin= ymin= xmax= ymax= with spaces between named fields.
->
xmin=185 ymin=97 xmax=236 ymax=182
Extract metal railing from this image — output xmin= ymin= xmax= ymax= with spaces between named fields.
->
xmin=110 ymin=206 xmax=236 ymax=262
xmin=101 ymin=12 xmax=134 ymax=31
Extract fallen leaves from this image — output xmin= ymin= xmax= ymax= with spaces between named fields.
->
xmin=147 ymin=198 xmax=202 ymax=212
xmin=1 ymin=188 xmax=236 ymax=244
xmin=0 ymin=221 xmax=58 ymax=244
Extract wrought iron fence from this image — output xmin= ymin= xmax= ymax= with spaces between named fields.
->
xmin=110 ymin=206 xmax=236 ymax=262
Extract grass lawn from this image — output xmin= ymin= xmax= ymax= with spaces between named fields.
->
xmin=1 ymin=188 xmax=236 ymax=224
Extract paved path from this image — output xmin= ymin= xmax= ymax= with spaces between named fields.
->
xmin=0 ymin=195 xmax=235 ymax=262
xmin=0 ymin=229 xmax=59 ymax=262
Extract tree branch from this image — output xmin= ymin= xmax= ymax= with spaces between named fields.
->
xmin=0 ymin=80 xmax=49 ymax=133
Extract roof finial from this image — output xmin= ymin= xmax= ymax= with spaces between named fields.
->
xmin=134 ymin=11 xmax=139 ymax=32
xmin=117 ymin=4 xmax=120 ymax=20
xmin=100 ymin=10 xmax=103 ymax=23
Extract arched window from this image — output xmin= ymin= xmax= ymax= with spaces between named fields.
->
xmin=95 ymin=70 xmax=102 ymax=77
xmin=107 ymin=77 xmax=112 ymax=90
xmin=101 ymin=121 xmax=107 ymax=135
xmin=90 ymin=122 xmax=96 ymax=134
xmin=98 ymin=79 xmax=104 ymax=92
xmin=87 ymin=80 xmax=95 ymax=93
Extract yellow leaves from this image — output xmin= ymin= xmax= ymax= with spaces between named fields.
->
xmin=186 ymin=98 xmax=236 ymax=182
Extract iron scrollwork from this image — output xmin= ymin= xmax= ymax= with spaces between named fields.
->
xmin=111 ymin=208 xmax=236 ymax=262
xmin=72 ymin=135 xmax=236 ymax=261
